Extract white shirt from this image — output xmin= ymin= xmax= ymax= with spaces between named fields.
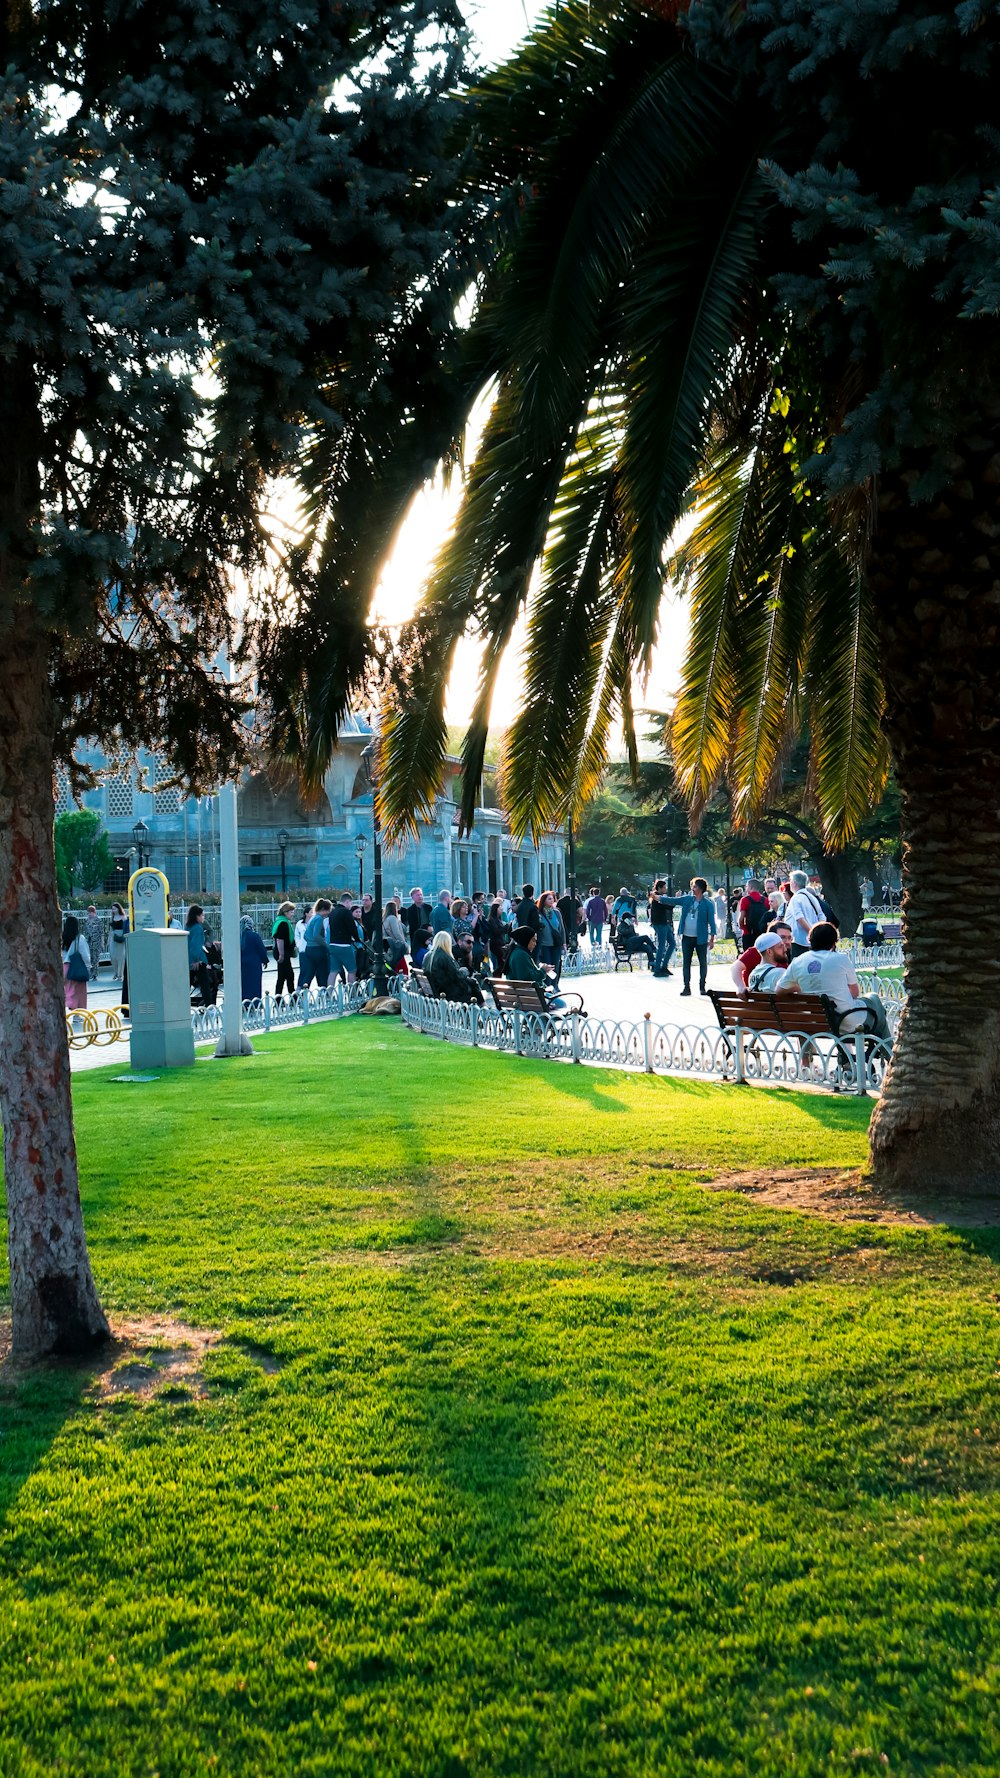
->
xmin=776 ymin=950 xmax=864 ymax=1030
xmin=748 ymin=960 xmax=784 ymax=992
xmin=294 ymin=919 xmax=308 ymax=953
xmin=713 ymin=893 xmax=727 ymax=929
xmin=785 ymin=888 xmax=826 ymax=948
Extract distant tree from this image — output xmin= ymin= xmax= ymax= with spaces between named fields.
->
xmin=0 ymin=0 xmax=466 ymax=1359
xmin=53 ymin=812 xmax=115 ymax=900
xmin=616 ymin=718 xmax=901 ymax=935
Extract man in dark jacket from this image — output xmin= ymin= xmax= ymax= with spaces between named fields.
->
xmin=557 ymin=889 xmax=583 ymax=954
xmin=648 ymin=879 xmax=678 ymax=977
xmin=403 ymin=886 xmax=427 ymax=949
xmin=514 ymin=884 xmax=541 ymax=937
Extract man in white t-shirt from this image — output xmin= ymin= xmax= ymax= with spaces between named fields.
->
xmin=783 ymin=869 xmax=827 ymax=957
xmin=775 ymin=922 xmax=893 ymax=1047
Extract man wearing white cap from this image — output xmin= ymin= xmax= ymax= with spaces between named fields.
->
xmin=747 ymin=930 xmax=791 ymax=991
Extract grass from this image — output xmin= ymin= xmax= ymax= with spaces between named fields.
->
xmin=2 ymin=1021 xmax=999 ymax=1777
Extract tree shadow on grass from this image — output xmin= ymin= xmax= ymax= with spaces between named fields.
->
xmin=0 ymin=1328 xmax=101 ymax=1536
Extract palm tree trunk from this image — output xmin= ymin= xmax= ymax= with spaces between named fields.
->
xmin=0 ymin=614 xmax=110 ymax=1356
xmin=868 ymin=423 xmax=1000 ymax=1193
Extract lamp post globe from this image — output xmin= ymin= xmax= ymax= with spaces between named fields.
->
xmin=132 ymin=820 xmax=150 ymax=870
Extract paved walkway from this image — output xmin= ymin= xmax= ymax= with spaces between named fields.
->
xmin=68 ymin=949 xmax=734 ymax=1073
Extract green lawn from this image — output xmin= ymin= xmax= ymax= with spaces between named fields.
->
xmin=2 ymin=1022 xmax=998 ymax=1777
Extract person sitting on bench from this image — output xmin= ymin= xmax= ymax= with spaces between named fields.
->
xmin=615 ymin=913 xmax=656 ymax=966
xmin=507 ymin=926 xmax=572 ymax=1009
xmin=425 ymin=931 xmax=484 ymax=1005
xmin=746 ymin=930 xmax=791 ymax=991
xmin=775 ymin=921 xmax=893 ymax=1050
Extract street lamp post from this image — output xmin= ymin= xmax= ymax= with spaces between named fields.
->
xmin=277 ymin=829 xmax=290 ymax=897
xmin=354 ymin=832 xmax=368 ymax=900
xmin=132 ymin=820 xmax=150 ymax=869
xmin=661 ymin=803 xmax=682 ymax=894
xmin=361 ymin=736 xmax=387 ymax=997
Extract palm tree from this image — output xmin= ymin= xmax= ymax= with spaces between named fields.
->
xmin=298 ymin=0 xmax=1000 ymax=1191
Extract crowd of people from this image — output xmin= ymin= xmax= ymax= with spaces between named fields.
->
xmin=728 ymin=870 xmax=893 ymax=1048
xmin=61 ymin=865 xmax=890 ymax=1054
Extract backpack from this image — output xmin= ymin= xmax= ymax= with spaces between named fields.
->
xmin=742 ymin=896 xmax=769 ymax=942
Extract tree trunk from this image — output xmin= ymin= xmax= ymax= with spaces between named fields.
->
xmin=0 ymin=617 xmax=110 ymax=1356
xmin=868 ymin=419 xmax=1000 ymax=1193
xmin=816 ymin=850 xmax=861 ymax=939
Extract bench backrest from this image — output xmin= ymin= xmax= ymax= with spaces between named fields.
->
xmin=410 ymin=968 xmax=437 ymax=999
xmin=708 ymin=989 xmax=839 ymax=1036
xmin=487 ymin=976 xmax=548 ymax=1014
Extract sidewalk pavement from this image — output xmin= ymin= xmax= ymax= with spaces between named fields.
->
xmin=69 ymin=950 xmax=733 ymax=1074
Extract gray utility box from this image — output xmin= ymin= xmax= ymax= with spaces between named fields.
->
xmin=128 ymin=929 xmax=196 ymax=1070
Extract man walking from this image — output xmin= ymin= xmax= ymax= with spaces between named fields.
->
xmin=584 ymin=887 xmax=608 ymax=948
xmin=674 ymin=877 xmax=717 ymax=995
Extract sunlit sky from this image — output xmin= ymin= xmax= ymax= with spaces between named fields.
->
xmin=372 ymin=0 xmax=689 ymax=739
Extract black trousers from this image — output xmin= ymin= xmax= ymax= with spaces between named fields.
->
xmin=275 ymin=955 xmax=295 ymax=996
xmin=681 ymin=935 xmax=708 ymax=990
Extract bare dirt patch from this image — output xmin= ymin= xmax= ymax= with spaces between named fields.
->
xmin=701 ymin=1166 xmax=1000 ymax=1227
xmin=0 ymin=1314 xmax=221 ymax=1400
xmin=93 ymin=1318 xmax=222 ymax=1400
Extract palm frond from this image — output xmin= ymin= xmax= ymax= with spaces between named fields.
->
xmin=670 ymin=441 xmax=768 ymax=806
xmin=805 ymin=540 xmax=888 ymax=846
xmin=615 ymin=152 xmax=770 ymax=665
xmin=496 ymin=436 xmax=621 ymax=839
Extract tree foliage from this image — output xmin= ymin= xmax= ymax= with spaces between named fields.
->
xmin=2 ymin=0 xmax=468 ymax=784
xmin=53 ymin=811 xmax=115 ymax=899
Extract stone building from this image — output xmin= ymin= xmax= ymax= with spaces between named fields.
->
xmin=63 ymin=715 xmax=566 ymax=901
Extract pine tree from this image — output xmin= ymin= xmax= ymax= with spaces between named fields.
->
xmin=0 ymin=0 xmax=467 ymax=1358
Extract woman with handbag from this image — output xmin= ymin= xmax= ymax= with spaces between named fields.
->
xmin=62 ymin=914 xmax=91 ymax=1013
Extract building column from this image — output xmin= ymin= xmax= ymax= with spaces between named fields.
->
xmin=439 ymin=806 xmax=453 ymax=892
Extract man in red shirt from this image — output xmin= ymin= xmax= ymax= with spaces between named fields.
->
xmin=738 ymin=881 xmax=770 ymax=952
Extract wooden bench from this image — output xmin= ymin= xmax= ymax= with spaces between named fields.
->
xmin=707 ymin=989 xmax=881 ymax=1091
xmin=410 ymin=968 xmax=437 ymax=998
xmin=486 ymin=977 xmax=586 ymax=1016
xmin=708 ymin=989 xmax=840 ymax=1039
xmin=611 ymin=936 xmax=652 ymax=972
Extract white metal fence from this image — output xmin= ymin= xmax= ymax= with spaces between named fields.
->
xmin=397 ymin=985 xmax=894 ymax=1096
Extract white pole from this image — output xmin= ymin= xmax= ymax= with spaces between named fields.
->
xmin=215 ymin=647 xmax=252 ymax=1058
xmin=215 ymin=781 xmax=251 ymax=1056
